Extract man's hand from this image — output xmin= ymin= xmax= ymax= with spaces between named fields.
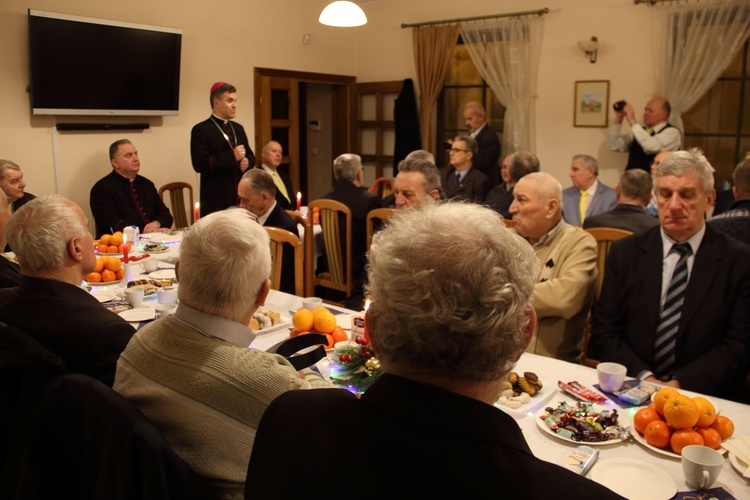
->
xmin=234 ymin=145 xmax=246 ymax=162
xmin=644 ymin=375 xmax=680 ymax=388
xmin=623 ymin=103 xmax=636 ymax=126
xmin=144 ymin=221 xmax=162 ymax=233
xmin=239 ymin=157 xmax=250 ymax=172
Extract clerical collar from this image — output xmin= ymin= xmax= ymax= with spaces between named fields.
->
xmin=211 ymin=114 xmax=229 ymax=125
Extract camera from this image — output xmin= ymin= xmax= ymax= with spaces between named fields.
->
xmin=613 ymin=100 xmax=626 ymax=112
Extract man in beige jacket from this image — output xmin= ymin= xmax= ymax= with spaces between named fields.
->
xmin=509 ymin=172 xmax=597 ymax=362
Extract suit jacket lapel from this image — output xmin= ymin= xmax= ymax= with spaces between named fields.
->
xmin=567 ymin=190 xmax=581 ymax=226
xmin=641 ymin=230 xmax=664 ymax=342
xmin=679 ymin=227 xmax=721 ymax=329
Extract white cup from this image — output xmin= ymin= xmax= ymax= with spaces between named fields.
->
xmin=301 ymin=296 xmax=323 ymax=311
xmin=682 ymin=445 xmax=723 ymax=489
xmin=154 ymin=303 xmax=177 ymax=319
xmin=157 ymin=287 xmax=178 ymax=304
xmin=596 ymin=362 xmax=627 ymax=392
xmin=140 ymin=258 xmax=159 ymax=273
xmin=124 ymin=288 xmax=144 ymax=308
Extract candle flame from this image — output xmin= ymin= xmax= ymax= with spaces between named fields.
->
xmin=364 ymin=298 xmax=371 ymax=312
xmin=195 ymin=202 xmax=200 ymax=209
xmin=123 ymin=233 xmax=127 ymax=243
xmin=296 ymin=192 xmax=301 ymax=200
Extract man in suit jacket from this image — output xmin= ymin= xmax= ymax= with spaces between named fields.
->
xmin=255 ymin=141 xmax=294 ymax=211
xmin=0 ymin=195 xmax=135 ymax=387
xmin=245 ymin=203 xmax=622 ymax=499
xmin=485 ymin=152 xmax=540 ymax=218
xmin=562 ymin=154 xmax=617 ymax=227
xmin=190 ymin=82 xmax=255 ymax=217
xmin=584 ymin=169 xmax=660 ymax=234
xmin=591 ymin=149 xmax=750 ymax=402
xmin=510 ymin=172 xmax=598 ymax=363
xmin=440 ymin=135 xmax=489 ymax=203
xmin=462 ymin=101 xmax=500 ymax=187
xmin=1 ymin=160 xmax=35 ymax=213
xmin=709 ymin=156 xmax=750 ymax=245
xmin=238 ymin=169 xmax=299 ymax=295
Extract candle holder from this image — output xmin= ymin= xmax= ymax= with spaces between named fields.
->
xmin=120 ymin=262 xmax=134 ymax=287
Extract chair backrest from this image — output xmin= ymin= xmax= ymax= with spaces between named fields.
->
xmin=285 ymin=210 xmax=314 ymax=297
xmin=581 ymin=227 xmax=633 ymax=368
xmin=158 ymin=182 xmax=194 ymax=229
xmin=264 ymin=226 xmax=304 ymax=297
xmin=368 ymin=178 xmax=394 ymax=199
xmin=17 ymin=374 xmax=217 ymax=499
xmin=308 ymin=199 xmax=352 ymax=297
xmin=366 ymin=207 xmax=395 ymax=251
xmin=502 ymin=217 xmax=515 ymax=228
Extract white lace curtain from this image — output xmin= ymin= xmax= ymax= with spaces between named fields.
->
xmin=652 ymin=0 xmax=750 ymax=131
xmin=460 ymin=15 xmax=544 ymax=155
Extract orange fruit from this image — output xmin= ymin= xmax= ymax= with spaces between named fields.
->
xmin=670 ymin=429 xmax=704 ymax=455
xmin=85 ymin=272 xmax=102 ymax=282
xmin=103 ymin=257 xmax=122 ymax=272
xmin=292 ymin=309 xmax=315 ymax=332
xmin=313 ymin=310 xmax=336 ymax=333
xmin=644 ymin=420 xmax=672 ymax=449
xmin=97 ymin=243 xmax=109 ymax=253
xmin=330 ymin=326 xmax=348 ymax=344
xmin=663 ymin=394 xmax=700 ymax=429
xmin=653 ymin=387 xmax=680 ymax=417
xmin=110 ymin=232 xmax=123 ymax=247
xmin=710 ymin=416 xmax=735 ymax=440
xmin=101 ymin=269 xmax=116 ymax=282
xmin=696 ymin=427 xmax=722 ymax=450
xmin=647 ymin=402 xmax=656 ymax=411
xmin=93 ymin=258 xmax=104 ymax=273
xmin=289 ymin=328 xmax=310 ymax=338
xmin=634 ymin=407 xmax=662 ymax=435
xmin=118 ymin=242 xmax=132 ymax=253
xmin=100 ymin=234 xmax=112 ymax=245
xmin=116 ymin=268 xmax=124 ymax=280
xmin=107 ymin=245 xmax=119 ymax=254
xmin=311 ymin=306 xmax=329 ymax=319
xmin=693 ymin=397 xmax=717 ymax=428
xmin=323 ymin=333 xmax=335 ymax=349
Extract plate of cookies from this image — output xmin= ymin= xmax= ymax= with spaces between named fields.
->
xmin=494 ymin=370 xmax=556 ymax=418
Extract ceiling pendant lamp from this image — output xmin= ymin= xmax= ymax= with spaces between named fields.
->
xmin=319 ymin=1 xmax=367 ymax=27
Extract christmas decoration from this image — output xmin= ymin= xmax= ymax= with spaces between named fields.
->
xmin=329 ymin=336 xmax=382 ymax=394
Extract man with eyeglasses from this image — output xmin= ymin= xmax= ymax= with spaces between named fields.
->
xmin=439 ymin=135 xmax=489 ymax=203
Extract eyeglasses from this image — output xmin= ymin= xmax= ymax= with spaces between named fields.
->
xmin=449 ymin=147 xmax=469 ymax=153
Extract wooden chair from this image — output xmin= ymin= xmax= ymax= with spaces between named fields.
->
xmin=366 ymin=208 xmax=395 ymax=251
xmin=308 ymin=199 xmax=352 ymax=304
xmin=368 ymin=178 xmax=394 ymax=199
xmin=285 ymin=210 xmax=314 ymax=297
xmin=581 ymin=227 xmax=633 ymax=368
xmin=502 ymin=218 xmax=514 ymax=228
xmin=264 ymin=226 xmax=304 ymax=297
xmin=158 ymin=182 xmax=194 ymax=229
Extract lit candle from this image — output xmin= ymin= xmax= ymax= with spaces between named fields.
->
xmin=122 ymin=233 xmax=129 ymax=264
xmin=363 ymin=299 xmax=371 ymax=344
xmin=296 ymin=192 xmax=302 ymax=211
xmin=194 ymin=202 xmax=200 ymax=223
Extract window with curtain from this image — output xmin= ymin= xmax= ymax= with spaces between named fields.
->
xmin=435 ymin=39 xmax=505 ymax=169
xmin=682 ymin=40 xmax=750 ymax=186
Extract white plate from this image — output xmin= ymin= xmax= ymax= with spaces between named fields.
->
xmin=495 ymin=379 xmax=557 ymax=419
xmin=118 ymin=308 xmax=156 ymax=322
xmin=95 ymin=250 xmax=123 ymax=257
xmin=90 ymin=291 xmax=116 ymax=303
xmin=729 ymin=452 xmax=750 ymax=477
xmin=83 ymin=280 xmax=119 ymax=287
xmin=591 ymin=458 xmax=677 ymax=500
xmin=630 ymin=427 xmax=728 ymax=459
xmin=536 ymin=402 xmax=630 ymax=446
xmin=141 ymin=233 xmax=181 ymax=244
xmin=148 ymin=269 xmax=176 ymax=280
xmin=142 ymin=245 xmax=170 ymax=254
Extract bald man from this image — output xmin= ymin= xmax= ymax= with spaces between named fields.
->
xmin=462 ymin=102 xmax=501 ymax=187
xmin=609 ymin=97 xmax=682 ymax=172
xmin=509 ymin=172 xmax=597 ymax=362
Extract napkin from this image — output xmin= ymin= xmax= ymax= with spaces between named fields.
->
xmin=722 ymin=436 xmax=750 ymax=478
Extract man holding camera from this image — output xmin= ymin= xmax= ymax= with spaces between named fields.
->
xmin=609 ymin=97 xmax=682 ymax=173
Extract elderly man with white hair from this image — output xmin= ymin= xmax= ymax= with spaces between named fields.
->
xmin=509 ymin=172 xmax=598 ymax=363
xmin=0 ymin=195 xmax=134 ymax=386
xmin=114 ymin=208 xmax=330 ymax=499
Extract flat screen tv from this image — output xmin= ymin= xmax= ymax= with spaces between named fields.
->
xmin=28 ymin=9 xmax=182 ymax=116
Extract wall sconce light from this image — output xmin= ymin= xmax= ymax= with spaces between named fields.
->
xmin=319 ymin=1 xmax=367 ymax=27
xmin=577 ymin=36 xmax=598 ymax=63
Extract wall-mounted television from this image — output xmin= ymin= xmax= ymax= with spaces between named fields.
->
xmin=28 ymin=9 xmax=182 ymax=116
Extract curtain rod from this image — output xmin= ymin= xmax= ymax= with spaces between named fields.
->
xmin=401 ymin=8 xmax=549 ymax=29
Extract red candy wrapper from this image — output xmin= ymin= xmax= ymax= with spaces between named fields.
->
xmin=558 ymin=381 xmax=607 ymax=404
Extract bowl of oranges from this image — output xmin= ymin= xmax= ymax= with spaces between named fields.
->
xmin=94 ymin=231 xmax=132 ymax=256
xmin=631 ymin=387 xmax=734 ymax=458
xmin=290 ymin=306 xmax=348 ymax=349
xmin=84 ymin=256 xmax=124 ymax=285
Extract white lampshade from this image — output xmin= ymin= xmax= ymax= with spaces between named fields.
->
xmin=319 ymin=1 xmax=367 ymax=27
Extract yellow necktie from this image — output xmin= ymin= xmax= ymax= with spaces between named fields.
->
xmin=272 ymin=171 xmax=290 ymax=203
xmin=579 ymin=190 xmax=588 ymax=224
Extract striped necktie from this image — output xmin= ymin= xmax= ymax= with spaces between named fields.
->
xmin=653 ymin=243 xmax=692 ymax=379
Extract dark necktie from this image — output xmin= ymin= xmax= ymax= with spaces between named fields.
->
xmin=653 ymin=242 xmax=692 ymax=379
xmin=455 ymin=172 xmax=461 ymax=187
xmin=222 ymin=121 xmax=235 ymax=148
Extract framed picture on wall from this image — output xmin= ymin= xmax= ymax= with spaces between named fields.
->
xmin=574 ymin=80 xmax=609 ymax=127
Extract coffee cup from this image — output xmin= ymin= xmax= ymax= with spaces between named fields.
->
xmin=124 ymin=288 xmax=144 ymax=308
xmin=140 ymin=258 xmax=159 ymax=273
xmin=154 ymin=303 xmax=177 ymax=319
xmin=682 ymin=445 xmax=723 ymax=489
xmin=301 ymin=296 xmax=323 ymax=311
xmin=157 ymin=287 xmax=178 ymax=304
xmin=596 ymin=362 xmax=627 ymax=392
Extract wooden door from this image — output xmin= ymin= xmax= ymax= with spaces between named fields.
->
xmin=353 ymin=81 xmax=402 ymax=184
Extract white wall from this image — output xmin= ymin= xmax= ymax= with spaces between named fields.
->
xmin=1 ymin=0 xmax=661 ymax=221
